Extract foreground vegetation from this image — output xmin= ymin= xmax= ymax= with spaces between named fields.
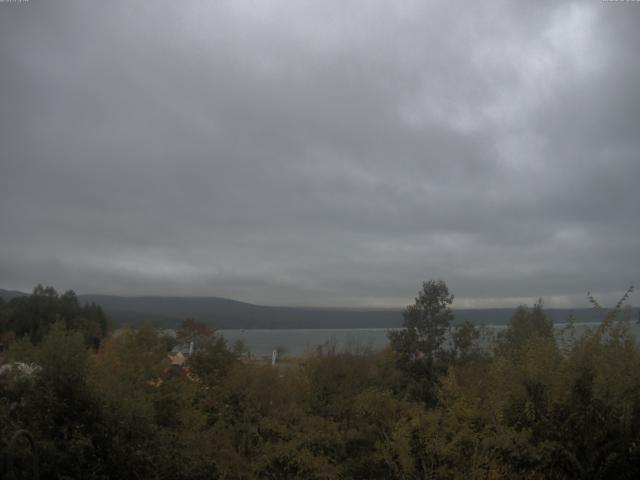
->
xmin=0 ymin=282 xmax=639 ymax=479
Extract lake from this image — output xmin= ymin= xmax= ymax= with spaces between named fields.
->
xmin=218 ymin=322 xmax=640 ymax=357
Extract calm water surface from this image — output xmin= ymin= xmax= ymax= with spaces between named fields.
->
xmin=219 ymin=322 xmax=640 ymax=357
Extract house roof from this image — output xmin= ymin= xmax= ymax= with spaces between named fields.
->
xmin=168 ymin=351 xmax=186 ymax=366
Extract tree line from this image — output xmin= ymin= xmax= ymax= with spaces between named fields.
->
xmin=0 ymin=281 xmax=638 ymax=479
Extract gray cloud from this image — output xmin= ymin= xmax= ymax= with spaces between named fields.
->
xmin=1 ymin=0 xmax=639 ymax=308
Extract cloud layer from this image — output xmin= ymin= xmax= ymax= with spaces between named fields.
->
xmin=1 ymin=1 xmax=639 ymax=307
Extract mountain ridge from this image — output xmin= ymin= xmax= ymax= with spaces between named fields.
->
xmin=2 ymin=288 xmax=636 ymax=329
xmin=0 ymin=288 xmax=28 ymax=301
xmin=76 ymin=294 xmax=636 ymax=329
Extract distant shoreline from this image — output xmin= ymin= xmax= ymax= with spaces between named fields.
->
xmin=3 ymin=289 xmax=637 ymax=330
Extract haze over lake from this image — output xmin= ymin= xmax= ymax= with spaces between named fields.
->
xmin=219 ymin=322 xmax=640 ymax=356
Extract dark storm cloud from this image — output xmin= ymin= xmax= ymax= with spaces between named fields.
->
xmin=1 ymin=0 xmax=639 ymax=307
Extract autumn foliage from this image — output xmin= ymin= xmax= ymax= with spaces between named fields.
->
xmin=0 ymin=283 xmax=639 ymax=479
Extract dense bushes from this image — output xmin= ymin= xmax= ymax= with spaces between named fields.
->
xmin=0 ymin=283 xmax=639 ymax=478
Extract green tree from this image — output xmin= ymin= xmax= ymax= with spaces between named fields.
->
xmin=452 ymin=320 xmax=482 ymax=362
xmin=388 ymin=279 xmax=454 ymax=404
xmin=2 ymin=323 xmax=104 ymax=478
xmin=189 ymin=334 xmax=237 ymax=385
xmin=1 ymin=285 xmax=108 ymax=346
xmin=496 ymin=299 xmax=553 ymax=355
xmin=389 ymin=280 xmax=454 ymax=361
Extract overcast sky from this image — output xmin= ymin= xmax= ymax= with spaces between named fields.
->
xmin=1 ymin=1 xmax=639 ymax=308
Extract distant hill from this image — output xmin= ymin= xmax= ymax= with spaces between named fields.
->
xmin=0 ymin=288 xmax=28 ymax=301
xmin=76 ymin=294 xmax=638 ymax=330
xmin=3 ymin=288 xmax=635 ymax=329
xmin=77 ymin=294 xmax=403 ymax=329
